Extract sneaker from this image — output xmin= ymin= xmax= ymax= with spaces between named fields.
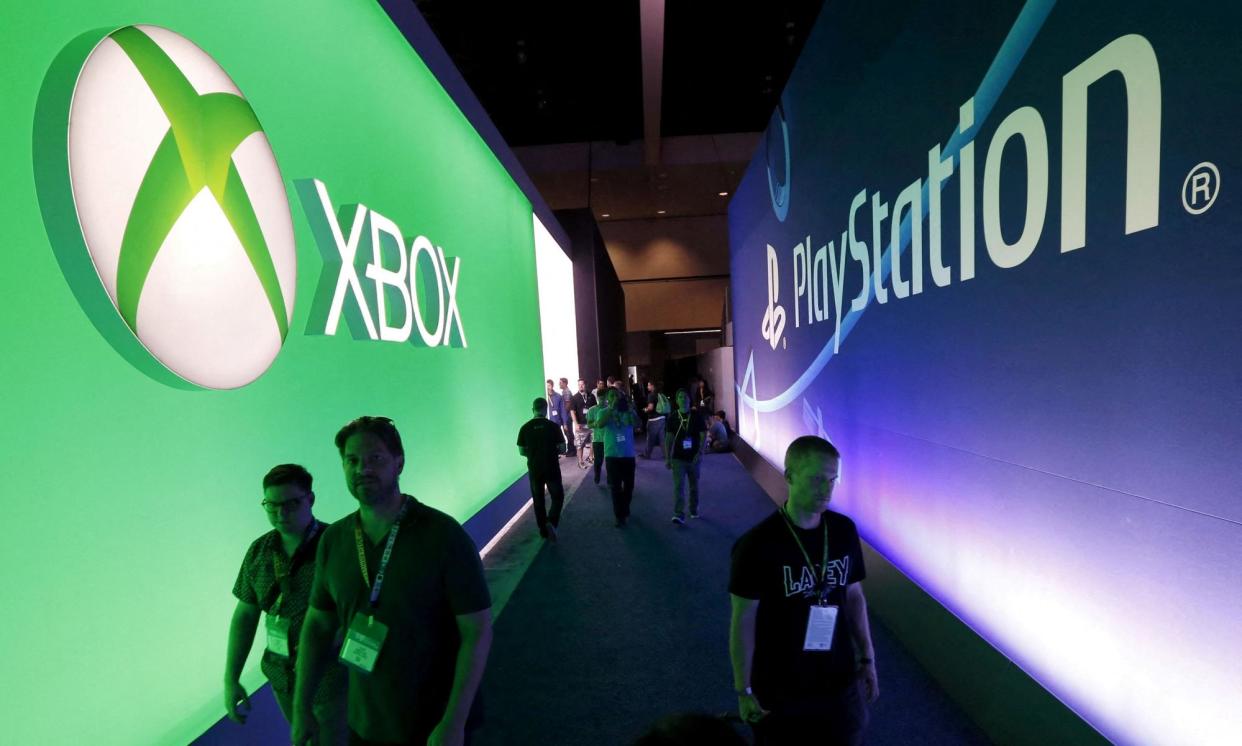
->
xmin=690 ymin=511 xmax=701 ymax=519
xmin=671 ymin=515 xmax=686 ymax=525
xmin=546 ymin=524 xmax=558 ymax=543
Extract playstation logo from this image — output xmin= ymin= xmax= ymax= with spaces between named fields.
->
xmin=760 ymin=244 xmax=786 ymax=350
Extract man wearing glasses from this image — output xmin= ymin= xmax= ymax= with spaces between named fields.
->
xmin=223 ymin=464 xmax=348 ymax=743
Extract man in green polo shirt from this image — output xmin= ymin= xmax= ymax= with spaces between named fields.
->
xmin=292 ymin=417 xmax=493 ymax=746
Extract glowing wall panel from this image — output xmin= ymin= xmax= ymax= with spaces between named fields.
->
xmin=727 ymin=2 xmax=1242 ymax=744
xmin=534 ymin=213 xmax=579 ymax=387
xmin=1 ymin=3 xmax=543 ymax=744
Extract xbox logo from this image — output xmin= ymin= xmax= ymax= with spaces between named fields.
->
xmin=67 ymin=25 xmax=296 ymax=390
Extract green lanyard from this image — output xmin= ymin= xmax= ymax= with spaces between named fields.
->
xmin=780 ymin=503 xmax=831 ymax=605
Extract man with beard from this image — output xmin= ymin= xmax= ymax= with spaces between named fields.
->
xmin=292 ymin=417 xmax=492 ymax=746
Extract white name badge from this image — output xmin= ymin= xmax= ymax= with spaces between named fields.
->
xmin=340 ymin=613 xmax=388 ymax=674
xmin=265 ymin=614 xmax=291 ymax=657
xmin=803 ymin=605 xmax=839 ymax=651
xmin=615 ymin=433 xmax=627 ymax=443
xmin=682 ymin=439 xmax=693 ymax=451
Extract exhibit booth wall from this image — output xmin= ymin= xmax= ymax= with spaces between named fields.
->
xmin=1 ymin=2 xmax=561 ymax=743
xmin=728 ymin=2 xmax=1241 ymax=745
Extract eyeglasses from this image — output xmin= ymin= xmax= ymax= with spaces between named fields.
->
xmin=261 ymin=495 xmax=306 ymax=513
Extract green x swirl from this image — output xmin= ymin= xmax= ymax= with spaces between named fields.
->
xmin=110 ymin=27 xmax=288 ymax=339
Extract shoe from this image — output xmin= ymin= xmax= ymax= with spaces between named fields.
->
xmin=671 ymin=515 xmax=685 ymax=525
xmin=690 ymin=511 xmax=701 ymax=519
xmin=546 ymin=523 xmax=558 ymax=543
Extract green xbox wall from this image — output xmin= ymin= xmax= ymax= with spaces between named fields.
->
xmin=1 ymin=2 xmax=543 ymax=744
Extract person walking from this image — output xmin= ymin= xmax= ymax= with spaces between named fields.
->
xmin=642 ymin=380 xmax=670 ymax=459
xmin=728 ymin=436 xmax=878 ymax=745
xmin=293 ymin=417 xmax=492 ymax=746
xmin=664 ymin=389 xmax=706 ymax=525
xmin=597 ymin=387 xmax=639 ymax=526
xmin=517 ymin=397 xmax=568 ymax=541
xmin=586 ymin=382 xmax=609 ymax=486
xmin=225 ymin=464 xmax=348 ymax=744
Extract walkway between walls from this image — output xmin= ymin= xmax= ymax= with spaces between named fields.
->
xmin=476 ymin=449 xmax=990 ymax=745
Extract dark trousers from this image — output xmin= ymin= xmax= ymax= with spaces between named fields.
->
xmin=563 ymin=421 xmax=575 ymax=455
xmin=752 ymin=680 xmax=869 ymax=746
xmin=643 ymin=416 xmax=665 ymax=458
xmin=528 ymin=468 xmax=564 ymax=533
xmin=592 ymin=441 xmax=605 ymax=483
xmin=605 ymin=456 xmax=636 ymax=519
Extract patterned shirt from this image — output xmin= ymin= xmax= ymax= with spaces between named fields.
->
xmin=232 ymin=521 xmax=344 ymax=700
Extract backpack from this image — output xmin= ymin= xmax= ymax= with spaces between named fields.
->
xmin=656 ymin=392 xmax=671 ymax=415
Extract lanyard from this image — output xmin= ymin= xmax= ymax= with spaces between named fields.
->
xmin=354 ymin=499 xmax=411 ymax=608
xmin=270 ymin=520 xmax=322 ymax=616
xmin=780 ymin=503 xmax=831 ymax=605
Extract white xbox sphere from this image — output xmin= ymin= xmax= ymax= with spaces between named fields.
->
xmin=68 ymin=25 xmax=296 ymax=390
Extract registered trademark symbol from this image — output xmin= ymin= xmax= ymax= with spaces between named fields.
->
xmin=1182 ymin=162 xmax=1220 ymax=215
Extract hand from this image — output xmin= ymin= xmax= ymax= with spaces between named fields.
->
xmin=223 ymin=680 xmax=250 ymax=724
xmin=860 ymin=661 xmax=880 ymax=703
xmin=291 ymin=707 xmax=320 ymax=746
xmin=426 ymin=719 xmax=465 ymax=746
xmin=737 ymin=692 xmax=770 ymax=724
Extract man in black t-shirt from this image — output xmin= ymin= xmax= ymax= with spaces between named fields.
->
xmin=292 ymin=417 xmax=492 ymax=746
xmin=728 ymin=436 xmax=878 ymax=746
xmin=517 ymin=396 xmax=568 ymax=541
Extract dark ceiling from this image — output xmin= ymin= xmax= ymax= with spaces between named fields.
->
xmin=414 ymin=0 xmax=826 ymax=146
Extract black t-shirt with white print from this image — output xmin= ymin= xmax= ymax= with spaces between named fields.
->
xmin=729 ymin=508 xmax=866 ymax=703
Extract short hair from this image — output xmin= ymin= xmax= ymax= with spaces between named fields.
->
xmin=674 ymin=388 xmax=689 ymax=406
xmin=559 ymin=377 xmax=569 ymax=386
xmin=714 ymin=410 xmax=727 ymax=419
xmin=334 ymin=416 xmax=404 ymax=460
xmin=262 ymin=463 xmax=312 ymax=493
xmin=546 ymin=378 xmax=554 ymax=386
xmin=578 ymin=378 xmax=587 ymax=385
xmin=784 ymin=435 xmax=841 ymax=474
xmin=533 ymin=397 xmax=548 ymax=412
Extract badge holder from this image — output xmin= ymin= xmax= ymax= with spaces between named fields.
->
xmin=265 ymin=614 xmax=292 ymax=657
xmin=340 ymin=612 xmax=388 ymax=673
xmin=803 ymin=604 xmax=839 ymax=652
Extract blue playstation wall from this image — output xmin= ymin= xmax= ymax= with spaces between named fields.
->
xmin=728 ymin=2 xmax=1241 ymax=744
